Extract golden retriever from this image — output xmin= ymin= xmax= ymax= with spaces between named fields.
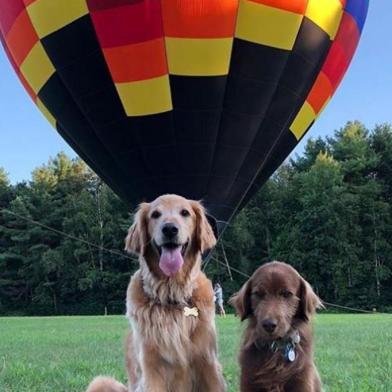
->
xmin=231 ymin=261 xmax=323 ymax=392
xmin=86 ymin=194 xmax=226 ymax=392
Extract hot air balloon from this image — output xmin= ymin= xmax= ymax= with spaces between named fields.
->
xmin=0 ymin=0 xmax=368 ymax=233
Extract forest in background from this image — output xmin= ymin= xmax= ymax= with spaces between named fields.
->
xmin=1 ymin=121 xmax=392 ymax=315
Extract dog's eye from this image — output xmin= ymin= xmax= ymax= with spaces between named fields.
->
xmin=253 ymin=292 xmax=265 ymax=299
xmin=151 ymin=210 xmax=161 ymax=219
xmin=280 ymin=290 xmax=293 ymax=299
xmin=180 ymin=209 xmax=190 ymax=217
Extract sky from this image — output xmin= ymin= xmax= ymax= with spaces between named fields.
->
xmin=0 ymin=1 xmax=391 ymax=184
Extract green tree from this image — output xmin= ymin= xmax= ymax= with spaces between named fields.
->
xmin=272 ymin=153 xmax=354 ymax=300
xmin=292 ymin=137 xmax=330 ymax=172
xmin=2 ymin=123 xmax=392 ymax=315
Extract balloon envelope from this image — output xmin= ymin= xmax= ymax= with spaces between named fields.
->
xmin=0 ymin=0 xmax=368 ymax=231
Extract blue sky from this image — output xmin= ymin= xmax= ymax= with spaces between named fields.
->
xmin=0 ymin=0 xmax=391 ymax=184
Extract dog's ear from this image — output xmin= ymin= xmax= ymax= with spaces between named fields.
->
xmin=297 ymin=277 xmax=324 ymax=321
xmin=230 ymin=279 xmax=253 ymax=321
xmin=125 ymin=202 xmax=149 ymax=255
xmin=191 ymin=201 xmax=217 ymax=253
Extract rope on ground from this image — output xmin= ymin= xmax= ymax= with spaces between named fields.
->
xmin=0 ymin=208 xmax=138 ymax=263
xmin=321 ymin=301 xmax=375 ymax=314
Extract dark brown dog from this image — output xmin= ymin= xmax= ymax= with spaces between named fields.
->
xmin=231 ymin=261 xmax=323 ymax=392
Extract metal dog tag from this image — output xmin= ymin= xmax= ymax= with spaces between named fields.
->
xmin=184 ymin=306 xmax=199 ymax=318
xmin=287 ymin=347 xmax=296 ymax=362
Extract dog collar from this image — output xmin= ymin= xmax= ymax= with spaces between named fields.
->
xmin=140 ymin=276 xmax=197 ymax=314
xmin=152 ymin=299 xmax=199 ymax=318
xmin=255 ymin=330 xmax=300 ymax=363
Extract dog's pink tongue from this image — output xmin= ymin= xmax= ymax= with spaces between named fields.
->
xmin=159 ymin=246 xmax=183 ymax=277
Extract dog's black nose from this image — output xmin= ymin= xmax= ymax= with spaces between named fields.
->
xmin=262 ymin=319 xmax=277 ymax=333
xmin=162 ymin=223 xmax=179 ymax=239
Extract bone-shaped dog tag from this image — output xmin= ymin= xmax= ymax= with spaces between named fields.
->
xmin=184 ymin=306 xmax=199 ymax=317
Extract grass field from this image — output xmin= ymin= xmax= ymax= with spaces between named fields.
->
xmin=0 ymin=314 xmax=391 ymax=391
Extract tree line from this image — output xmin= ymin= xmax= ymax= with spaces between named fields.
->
xmin=0 ymin=121 xmax=391 ymax=315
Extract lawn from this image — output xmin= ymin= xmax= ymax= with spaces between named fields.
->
xmin=0 ymin=314 xmax=391 ymax=391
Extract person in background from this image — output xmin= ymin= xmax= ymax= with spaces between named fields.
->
xmin=214 ymin=283 xmax=226 ymax=317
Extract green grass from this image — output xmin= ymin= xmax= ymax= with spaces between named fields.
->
xmin=0 ymin=314 xmax=391 ymax=391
